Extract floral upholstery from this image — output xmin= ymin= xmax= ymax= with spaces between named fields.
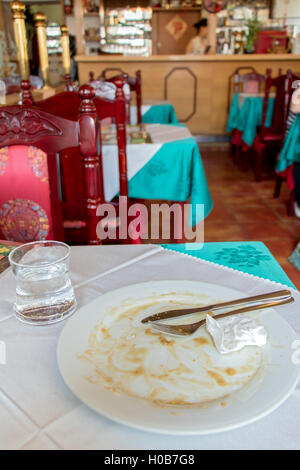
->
xmin=0 ymin=145 xmax=52 ymax=242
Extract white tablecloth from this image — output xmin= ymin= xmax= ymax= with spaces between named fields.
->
xmin=0 ymin=244 xmax=300 ymax=450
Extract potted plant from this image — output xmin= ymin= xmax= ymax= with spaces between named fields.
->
xmin=245 ymin=12 xmax=261 ymax=53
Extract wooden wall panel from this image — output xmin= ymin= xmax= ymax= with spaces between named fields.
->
xmin=76 ymin=54 xmax=300 ymax=135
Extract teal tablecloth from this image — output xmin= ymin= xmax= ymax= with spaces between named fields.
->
xmin=162 ymin=241 xmax=295 ymax=288
xmin=227 ymin=93 xmax=274 ymax=147
xmin=128 ymin=134 xmax=213 ymax=226
xmin=276 ymin=114 xmax=300 ymax=173
xmin=142 ymin=103 xmax=178 ymax=125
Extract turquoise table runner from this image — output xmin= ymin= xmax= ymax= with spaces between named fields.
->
xmin=276 ymin=114 xmax=300 ymax=173
xmin=142 ymin=103 xmax=178 ymax=125
xmin=128 ymin=135 xmax=213 ymax=226
xmin=227 ymin=93 xmax=274 ymax=147
xmin=162 ymin=241 xmax=295 ymax=288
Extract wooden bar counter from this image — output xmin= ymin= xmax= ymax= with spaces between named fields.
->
xmin=76 ymin=54 xmax=300 ymax=135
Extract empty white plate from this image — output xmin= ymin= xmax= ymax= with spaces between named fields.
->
xmin=57 ymin=280 xmax=300 ymax=435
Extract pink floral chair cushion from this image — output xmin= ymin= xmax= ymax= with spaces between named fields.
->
xmin=0 ymin=145 xmax=53 ymax=242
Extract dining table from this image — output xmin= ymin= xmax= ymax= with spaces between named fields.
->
xmin=227 ymin=93 xmax=275 ymax=148
xmin=0 ymin=240 xmax=299 ymax=450
xmin=102 ymin=123 xmax=213 ymax=226
xmin=130 ymin=100 xmax=178 ymax=126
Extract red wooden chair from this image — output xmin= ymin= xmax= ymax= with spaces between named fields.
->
xmin=90 ymin=69 xmax=142 ymax=125
xmin=253 ymin=69 xmax=293 ymax=181
xmin=2 ymin=75 xmax=43 ymax=95
xmin=228 ymin=67 xmax=266 ymax=169
xmin=33 ymin=78 xmax=141 ymax=244
xmin=0 ymin=81 xmax=102 ymax=245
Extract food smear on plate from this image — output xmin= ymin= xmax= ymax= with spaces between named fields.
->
xmin=79 ymin=293 xmax=266 ymax=407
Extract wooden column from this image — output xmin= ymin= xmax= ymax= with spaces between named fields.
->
xmin=33 ymin=12 xmax=56 ymax=99
xmin=60 ymin=25 xmax=71 ymax=75
xmin=60 ymin=24 xmax=72 ymax=91
xmin=34 ymin=12 xmax=49 ymax=87
xmin=0 ymin=0 xmax=6 ymax=38
xmin=73 ymin=0 xmax=85 ymax=55
xmin=208 ymin=13 xmax=217 ymax=54
xmin=10 ymin=1 xmax=29 ymax=80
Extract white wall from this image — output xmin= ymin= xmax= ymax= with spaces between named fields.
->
xmin=273 ymin=0 xmax=300 ymax=19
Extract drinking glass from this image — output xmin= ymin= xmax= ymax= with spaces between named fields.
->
xmin=9 ymin=241 xmax=77 ymax=325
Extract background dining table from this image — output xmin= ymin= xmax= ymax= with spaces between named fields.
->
xmin=0 ymin=241 xmax=299 ymax=450
xmin=227 ymin=93 xmax=275 ymax=148
xmin=102 ymin=123 xmax=213 ymax=225
xmin=130 ymin=100 xmax=178 ymax=126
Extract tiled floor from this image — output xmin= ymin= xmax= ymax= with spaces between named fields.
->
xmin=201 ymin=144 xmax=300 ymax=290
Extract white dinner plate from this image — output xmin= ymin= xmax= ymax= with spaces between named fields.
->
xmin=57 ymin=280 xmax=300 ymax=435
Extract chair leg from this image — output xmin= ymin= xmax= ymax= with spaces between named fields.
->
xmin=241 ymin=148 xmax=249 ymax=172
xmin=273 ymin=176 xmax=283 ymax=198
xmin=234 ymin=144 xmax=240 ymax=165
xmin=230 ymin=144 xmax=235 ymax=158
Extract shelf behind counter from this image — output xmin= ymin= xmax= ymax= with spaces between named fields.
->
xmin=75 ymin=54 xmax=300 ymax=135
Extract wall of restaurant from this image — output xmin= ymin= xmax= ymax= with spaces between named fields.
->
xmin=273 ymin=0 xmax=300 ymax=19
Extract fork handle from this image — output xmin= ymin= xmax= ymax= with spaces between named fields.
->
xmin=197 ymin=296 xmax=295 ymax=327
xmin=142 ymin=289 xmax=291 ymax=323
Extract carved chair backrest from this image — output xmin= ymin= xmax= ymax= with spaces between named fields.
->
xmin=0 ymin=82 xmax=101 ymax=244
xmin=35 ymin=78 xmax=129 ymax=205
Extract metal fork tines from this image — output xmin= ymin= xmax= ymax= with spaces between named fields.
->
xmin=149 ymin=296 xmax=295 ymax=337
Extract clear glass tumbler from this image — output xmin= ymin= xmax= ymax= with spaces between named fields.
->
xmin=9 ymin=241 xmax=77 ymax=325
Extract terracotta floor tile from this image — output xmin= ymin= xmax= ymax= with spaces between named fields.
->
xmin=255 ymin=180 xmax=290 ymax=198
xmin=284 ymin=217 xmax=300 ymax=240
xmin=204 ymin=221 xmax=247 ymax=242
xmin=219 ymin=182 xmax=257 ymax=195
xmin=208 ymin=191 xmax=227 ymax=207
xmin=266 ymin=201 xmax=292 ymax=220
xmin=264 ymin=239 xmax=299 ymax=260
xmin=241 ymin=221 xmax=294 ymax=241
xmin=279 ymin=262 xmax=300 ymax=289
xmin=205 ymin=203 xmax=236 ymax=222
xmin=233 ymin=205 xmax=279 ymax=223
xmin=224 ymin=193 xmax=267 ymax=207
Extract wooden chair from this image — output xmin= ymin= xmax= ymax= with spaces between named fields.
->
xmin=227 ymin=66 xmax=265 ymax=113
xmin=0 ymin=81 xmax=102 ymax=245
xmin=90 ymin=69 xmax=142 ymax=125
xmin=2 ymin=75 xmax=43 ymax=95
xmin=228 ymin=67 xmax=266 ymax=169
xmin=33 ymin=78 xmax=141 ymax=244
xmin=253 ymin=69 xmax=293 ymax=181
